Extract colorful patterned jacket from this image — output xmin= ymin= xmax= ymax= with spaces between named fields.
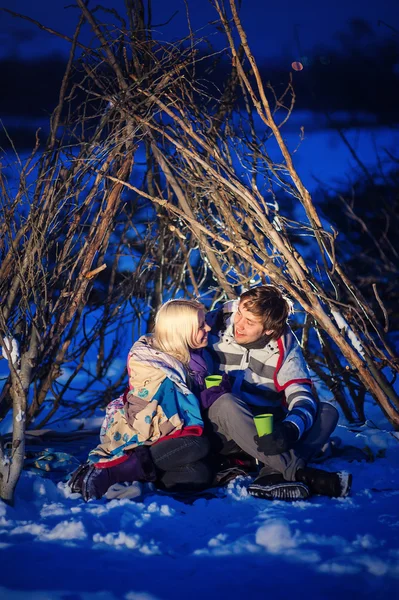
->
xmin=89 ymin=336 xmax=204 ymax=466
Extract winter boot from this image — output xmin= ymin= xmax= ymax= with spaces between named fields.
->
xmin=68 ymin=462 xmax=92 ymax=494
xmin=296 ymin=466 xmax=352 ymax=498
xmin=81 ymin=446 xmax=157 ymax=502
xmin=224 ymin=452 xmax=259 ymax=473
xmin=210 ymin=452 xmax=258 ymax=475
xmin=212 ymin=466 xmax=250 ymax=487
xmin=248 ymin=473 xmax=310 ymax=501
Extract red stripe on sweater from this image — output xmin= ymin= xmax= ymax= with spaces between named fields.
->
xmin=273 ymin=338 xmax=285 ymax=392
xmin=273 ymin=338 xmax=312 ymax=409
xmin=278 ymin=378 xmax=313 ymax=392
xmin=274 ymin=339 xmax=312 ymax=397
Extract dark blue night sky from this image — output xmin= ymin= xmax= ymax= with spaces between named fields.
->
xmin=0 ymin=0 xmax=398 ymax=59
xmin=1 ymin=0 xmax=398 ymax=190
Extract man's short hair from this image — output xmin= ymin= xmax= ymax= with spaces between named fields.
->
xmin=239 ymin=285 xmax=292 ymax=339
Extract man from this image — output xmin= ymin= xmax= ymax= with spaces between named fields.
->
xmin=204 ymin=285 xmax=352 ymax=501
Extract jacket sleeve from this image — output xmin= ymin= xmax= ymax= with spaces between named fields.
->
xmin=283 ymin=383 xmax=318 ymax=438
xmin=275 ymin=328 xmax=318 ymax=439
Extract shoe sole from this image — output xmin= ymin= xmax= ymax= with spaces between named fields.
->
xmin=248 ymin=481 xmax=310 ymax=501
xmin=338 ymin=472 xmax=352 ymax=497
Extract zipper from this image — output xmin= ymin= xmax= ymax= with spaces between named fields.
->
xmin=232 ymin=349 xmax=250 ymax=395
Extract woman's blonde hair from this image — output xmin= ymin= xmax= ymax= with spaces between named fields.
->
xmin=153 ymin=299 xmax=205 ymax=364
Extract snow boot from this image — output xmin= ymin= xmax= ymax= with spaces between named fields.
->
xmin=210 ymin=452 xmax=258 ymax=479
xmin=208 ymin=451 xmax=258 ymax=487
xmin=222 ymin=452 xmax=258 ymax=473
xmin=212 ymin=466 xmax=250 ymax=487
xmin=296 ymin=466 xmax=352 ymax=498
xmin=81 ymin=447 xmax=157 ymax=501
xmin=248 ymin=473 xmax=310 ymax=501
xmin=68 ymin=461 xmax=92 ymax=494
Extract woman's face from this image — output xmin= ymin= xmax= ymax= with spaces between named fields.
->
xmin=190 ymin=309 xmax=211 ymax=349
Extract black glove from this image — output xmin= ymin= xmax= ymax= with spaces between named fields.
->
xmin=255 ymin=421 xmax=300 ymax=456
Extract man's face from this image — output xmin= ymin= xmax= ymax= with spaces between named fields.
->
xmin=233 ymin=302 xmax=273 ymax=344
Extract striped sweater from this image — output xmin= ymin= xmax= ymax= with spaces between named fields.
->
xmin=204 ymin=300 xmax=318 ymax=438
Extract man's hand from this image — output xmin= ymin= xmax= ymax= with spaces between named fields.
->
xmin=255 ymin=421 xmax=300 ymax=456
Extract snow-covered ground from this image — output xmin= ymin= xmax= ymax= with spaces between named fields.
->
xmin=1 ymin=400 xmax=399 ymax=600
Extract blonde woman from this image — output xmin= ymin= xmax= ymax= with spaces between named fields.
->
xmin=69 ymin=299 xmax=228 ymax=501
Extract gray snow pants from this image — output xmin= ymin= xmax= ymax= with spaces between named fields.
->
xmin=206 ymin=393 xmax=339 ymax=481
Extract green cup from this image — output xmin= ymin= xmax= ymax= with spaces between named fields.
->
xmin=254 ymin=413 xmax=273 ymax=437
xmin=205 ymin=375 xmax=223 ymax=389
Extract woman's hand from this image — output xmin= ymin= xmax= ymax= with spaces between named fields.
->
xmin=200 ymin=373 xmax=231 ymax=410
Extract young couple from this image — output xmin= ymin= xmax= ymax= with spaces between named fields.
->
xmin=69 ymin=286 xmax=352 ymax=502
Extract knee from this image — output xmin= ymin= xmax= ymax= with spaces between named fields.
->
xmin=189 ymin=436 xmax=211 ymax=461
xmin=320 ymin=402 xmax=339 ymax=430
xmin=161 ymin=461 xmax=213 ymax=491
xmin=209 ymin=392 xmax=232 ymax=413
xmin=209 ymin=392 xmax=245 ymax=419
xmin=150 ymin=435 xmax=210 ymax=467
